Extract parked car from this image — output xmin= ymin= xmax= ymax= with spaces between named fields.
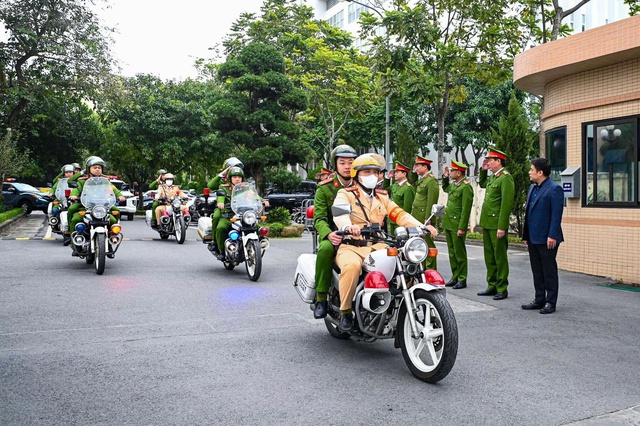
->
xmin=2 ymin=180 xmax=52 ymax=214
xmin=264 ymin=180 xmax=317 ymax=213
xmin=109 ymin=179 xmax=137 ymax=221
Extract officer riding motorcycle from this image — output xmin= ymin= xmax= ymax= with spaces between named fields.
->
xmin=48 ymin=164 xmax=75 ymax=245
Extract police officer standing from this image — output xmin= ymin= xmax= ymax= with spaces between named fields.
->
xmin=411 ymin=155 xmax=440 ymax=270
xmin=477 ymin=147 xmax=515 ymax=300
xmin=386 ymin=162 xmax=415 ymax=236
xmin=442 ymin=160 xmax=474 ymax=289
xmin=312 ymin=145 xmax=357 ymax=319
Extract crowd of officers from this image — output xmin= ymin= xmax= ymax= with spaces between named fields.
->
xmin=311 ymin=145 xmax=515 ymax=332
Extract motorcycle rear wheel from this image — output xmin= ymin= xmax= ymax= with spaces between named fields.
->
xmin=95 ymin=233 xmax=106 ymax=275
xmin=175 ymin=216 xmax=186 ymax=244
xmin=398 ymin=290 xmax=458 ymax=383
xmin=245 ymin=239 xmax=262 ymax=281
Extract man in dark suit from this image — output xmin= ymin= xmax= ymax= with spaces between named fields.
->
xmin=522 ymin=158 xmax=564 ymax=314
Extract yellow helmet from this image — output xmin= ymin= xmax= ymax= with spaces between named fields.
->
xmin=350 ymin=153 xmax=384 ymax=178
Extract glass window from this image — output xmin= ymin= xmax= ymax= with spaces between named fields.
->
xmin=328 ymin=10 xmax=344 ymax=28
xmin=545 ymin=127 xmax=566 ymax=183
xmin=584 ymin=118 xmax=638 ymax=206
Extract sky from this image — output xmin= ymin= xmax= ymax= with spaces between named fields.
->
xmin=98 ymin=0 xmax=266 ymax=81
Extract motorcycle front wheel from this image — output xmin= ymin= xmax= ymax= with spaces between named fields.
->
xmin=175 ymin=215 xmax=186 ymax=244
xmin=397 ymin=290 xmax=458 ymax=383
xmin=95 ymin=233 xmax=106 ymax=275
xmin=245 ymin=239 xmax=262 ymax=281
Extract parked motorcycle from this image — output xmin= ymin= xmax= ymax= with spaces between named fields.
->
xmin=69 ymin=177 xmax=124 ymax=275
xmin=197 ymin=182 xmax=270 ymax=281
xmin=293 ymin=204 xmax=458 ymax=383
xmin=47 ymin=178 xmax=71 ymax=244
xmin=145 ymin=194 xmax=190 ymax=243
xmin=190 ymin=188 xmax=216 ymax=225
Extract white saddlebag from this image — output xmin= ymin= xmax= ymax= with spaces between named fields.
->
xmin=294 ymin=253 xmax=317 ymax=304
xmin=145 ymin=210 xmax=153 ymax=224
xmin=197 ymin=217 xmax=213 ymax=241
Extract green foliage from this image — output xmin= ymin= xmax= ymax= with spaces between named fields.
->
xmin=0 ymin=207 xmax=22 ymax=222
xmin=212 ymin=42 xmax=309 ymax=193
xmin=0 ymin=128 xmax=28 ymax=187
xmin=264 ymin=168 xmax=302 ymax=193
xmin=264 ymin=222 xmax=284 ymax=237
xmin=266 ymin=207 xmax=291 ymax=226
xmin=490 ymin=92 xmax=538 ymax=238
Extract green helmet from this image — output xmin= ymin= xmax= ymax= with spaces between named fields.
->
xmin=72 ymin=163 xmax=81 ymax=171
xmin=329 ymin=145 xmax=357 ymax=169
xmin=61 ymin=164 xmax=74 ymax=173
xmin=86 ymin=156 xmax=106 ymax=170
xmin=228 ymin=166 xmax=244 ymax=178
xmin=157 ymin=169 xmax=167 ymax=175
xmin=224 ymin=157 xmax=244 ymax=169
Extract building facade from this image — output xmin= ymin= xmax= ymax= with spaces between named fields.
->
xmin=514 ymin=15 xmax=640 ymax=284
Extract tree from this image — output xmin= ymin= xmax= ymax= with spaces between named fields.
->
xmin=212 ymin=42 xmax=309 ymax=193
xmin=490 ymin=92 xmax=538 ymax=238
xmin=0 ymin=128 xmax=28 ymax=208
xmin=103 ymin=74 xmax=220 ymax=192
xmin=358 ymin=0 xmax=527 ymax=174
xmin=0 ymin=0 xmax=114 ymax=129
xmin=446 ymin=78 xmax=522 ymax=175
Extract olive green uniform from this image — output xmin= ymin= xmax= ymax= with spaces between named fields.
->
xmin=442 ymin=176 xmax=474 ymax=283
xmin=478 ymin=168 xmax=515 ymax=293
xmin=148 ymin=180 xmax=160 ymax=219
xmin=214 ymin=183 xmax=233 ymax=252
xmin=208 ymin=175 xmax=225 ymax=251
xmin=313 ymin=175 xmax=350 ymax=300
xmin=411 ymin=172 xmax=439 ymax=270
xmin=69 ymin=177 xmax=123 ymax=239
xmin=387 ymin=180 xmax=415 ymax=236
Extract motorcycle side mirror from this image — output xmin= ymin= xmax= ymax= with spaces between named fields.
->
xmin=331 ymin=204 xmax=352 ymax=217
xmin=67 ymin=181 xmax=78 ymax=188
xmin=431 ymin=204 xmax=445 ymax=217
xmin=203 ymin=188 xmax=210 ymax=196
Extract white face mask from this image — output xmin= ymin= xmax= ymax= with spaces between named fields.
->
xmin=360 ymin=174 xmax=378 ymax=190
xmin=165 ymin=180 xmax=174 ymax=186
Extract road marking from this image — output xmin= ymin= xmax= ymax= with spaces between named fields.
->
xmin=44 ymin=225 xmax=52 ymax=239
xmin=446 ymin=293 xmax=497 ymax=313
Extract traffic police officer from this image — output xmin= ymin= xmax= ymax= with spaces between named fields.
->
xmin=411 ymin=155 xmax=440 ymax=270
xmin=214 ymin=166 xmax=245 ymax=261
xmin=477 ymin=147 xmax=515 ymax=300
xmin=442 ymin=159 xmax=474 ymax=289
xmin=312 ymin=145 xmax=357 ymax=319
xmin=208 ymin=157 xmax=244 ymax=253
xmin=332 ymin=153 xmax=437 ymax=332
xmin=148 ymin=169 xmax=167 ymax=229
xmin=386 ymin=162 xmax=415 ymax=236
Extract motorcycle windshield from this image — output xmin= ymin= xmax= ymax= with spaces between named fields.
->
xmin=231 ymin=182 xmax=263 ymax=215
xmin=80 ymin=177 xmax=117 ymax=210
xmin=54 ymin=178 xmax=69 ymax=200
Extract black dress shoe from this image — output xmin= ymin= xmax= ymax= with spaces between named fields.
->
xmin=453 ymin=281 xmax=467 ymax=289
xmin=540 ymin=303 xmax=556 ymax=314
xmin=445 ymin=279 xmax=457 ymax=287
xmin=314 ymin=301 xmax=328 ymax=319
xmin=493 ymin=291 xmax=508 ymax=300
xmin=477 ymin=288 xmax=497 ymax=296
xmin=339 ymin=313 xmax=354 ymax=332
xmin=521 ymin=301 xmax=544 ymax=310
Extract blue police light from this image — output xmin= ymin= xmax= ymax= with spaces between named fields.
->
xmin=229 ymin=230 xmax=240 ymax=241
xmin=75 ymin=223 xmax=86 ymax=233
xmin=52 ymin=208 xmax=59 ymax=215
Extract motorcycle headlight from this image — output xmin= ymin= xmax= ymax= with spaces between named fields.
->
xmin=404 ymin=237 xmax=428 ymax=264
xmin=243 ymin=211 xmax=257 ymax=225
xmin=91 ymin=206 xmax=108 ymax=219
xmin=172 ymin=198 xmax=182 ymax=208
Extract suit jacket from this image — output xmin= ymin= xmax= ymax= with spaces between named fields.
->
xmin=523 ymin=178 xmax=564 ymax=245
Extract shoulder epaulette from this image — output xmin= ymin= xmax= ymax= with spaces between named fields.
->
xmin=318 ymin=178 xmax=333 ymax=186
xmin=463 ymin=179 xmax=470 ymax=185
xmin=406 ymin=182 xmax=412 ymax=187
xmin=375 ymin=189 xmax=388 ymax=196
xmin=346 ymin=186 xmax=359 ymax=192
xmin=503 ymin=171 xmax=510 ymax=175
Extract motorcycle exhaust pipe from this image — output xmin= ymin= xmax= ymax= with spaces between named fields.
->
xmin=224 ymin=240 xmax=238 ymax=253
xmin=109 ymin=233 xmax=123 ymax=249
xmin=72 ymin=233 xmax=86 ymax=246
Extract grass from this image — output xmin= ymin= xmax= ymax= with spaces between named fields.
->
xmin=0 ymin=208 xmax=23 ymax=223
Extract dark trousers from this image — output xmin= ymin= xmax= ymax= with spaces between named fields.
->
xmin=527 ymin=243 xmax=559 ymax=306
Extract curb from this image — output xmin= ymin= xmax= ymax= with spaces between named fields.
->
xmin=0 ymin=211 xmax=26 ymax=231
xmin=434 ymin=234 xmax=528 ymax=252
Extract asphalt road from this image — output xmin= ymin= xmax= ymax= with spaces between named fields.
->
xmin=1 ymin=214 xmax=639 ymax=425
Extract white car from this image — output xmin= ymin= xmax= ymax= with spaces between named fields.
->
xmin=109 ymin=179 xmax=138 ymax=220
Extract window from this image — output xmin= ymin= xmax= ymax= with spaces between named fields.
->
xmin=348 ymin=3 xmax=369 ymax=24
xmin=545 ymin=127 xmax=567 ymax=183
xmin=328 ymin=10 xmax=344 ymax=28
xmin=581 ymin=14 xmax=586 ymax=31
xmin=583 ymin=117 xmax=639 ymax=206
xmin=569 ymin=14 xmax=574 ymax=30
xmin=326 ymin=0 xmax=340 ymax=10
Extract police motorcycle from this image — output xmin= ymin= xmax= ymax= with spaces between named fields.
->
xmin=47 ymin=178 xmax=71 ymax=244
xmin=293 ymin=204 xmax=458 ymax=383
xmin=70 ymin=177 xmax=124 ymax=275
xmin=145 ymin=194 xmax=190 ymax=244
xmin=197 ymin=181 xmax=270 ymax=281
